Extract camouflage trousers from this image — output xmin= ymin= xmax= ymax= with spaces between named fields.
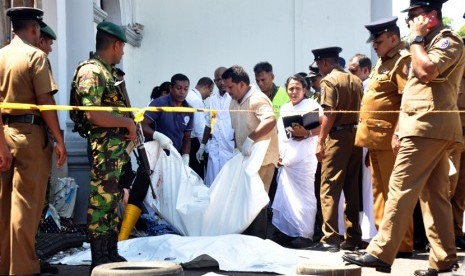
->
xmin=87 ymin=130 xmax=129 ymax=238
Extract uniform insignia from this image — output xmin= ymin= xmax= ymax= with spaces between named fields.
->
xmin=184 ymin=116 xmax=190 ymax=125
xmin=436 ymin=38 xmax=450 ymax=49
xmin=321 ymin=86 xmax=325 ymax=97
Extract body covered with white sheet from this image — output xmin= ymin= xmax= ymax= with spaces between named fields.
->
xmin=143 ymin=139 xmax=270 ymax=236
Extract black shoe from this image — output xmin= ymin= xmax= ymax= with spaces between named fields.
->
xmin=287 ymin=237 xmax=313 ymax=249
xmin=456 ymin=236 xmax=465 ymax=250
xmin=413 ymin=263 xmax=459 ymax=276
xmin=414 ymin=268 xmax=439 ymax=276
xmin=342 ymin=252 xmax=391 ymax=273
xmin=340 ymin=240 xmax=367 ymax=251
xmin=270 ymin=230 xmax=294 ymax=247
xmin=310 ymin=242 xmax=340 ymax=253
xmin=395 ymin=251 xmax=413 ymax=259
xmin=40 ymin=260 xmax=58 ymax=274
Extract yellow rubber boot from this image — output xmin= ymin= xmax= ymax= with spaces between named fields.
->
xmin=118 ymin=204 xmax=142 ymax=241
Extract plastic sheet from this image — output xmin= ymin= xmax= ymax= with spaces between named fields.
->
xmin=54 ymin=234 xmax=347 ymax=275
xmin=50 ymin=177 xmax=79 ymax=219
xmin=143 ymin=139 xmax=270 ymax=236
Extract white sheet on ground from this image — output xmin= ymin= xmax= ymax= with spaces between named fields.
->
xmin=142 ymin=139 xmax=270 ymax=236
xmin=54 ymin=234 xmax=348 ymax=275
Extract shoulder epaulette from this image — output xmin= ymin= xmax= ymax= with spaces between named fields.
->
xmin=399 ymin=49 xmax=410 ymax=58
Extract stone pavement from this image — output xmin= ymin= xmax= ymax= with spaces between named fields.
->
xmin=360 ymin=250 xmax=464 ymax=275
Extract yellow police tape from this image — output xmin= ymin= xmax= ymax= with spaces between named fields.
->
xmin=2 ymin=101 xmax=465 ymax=122
xmin=0 ymin=102 xmax=207 ymax=123
xmin=4 ymin=102 xmax=464 ymax=138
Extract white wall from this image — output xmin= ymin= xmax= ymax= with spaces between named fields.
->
xmin=125 ymin=0 xmax=373 ymax=109
xmin=39 ymin=0 xmax=465 ymax=120
xmin=42 ymin=0 xmax=95 ymax=129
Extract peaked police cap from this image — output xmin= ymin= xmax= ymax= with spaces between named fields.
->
xmin=401 ymin=0 xmax=448 ymax=12
xmin=311 ymin=47 xmax=342 ymax=61
xmin=6 ymin=7 xmax=46 ymax=27
xmin=364 ymin=16 xmax=399 ymax=42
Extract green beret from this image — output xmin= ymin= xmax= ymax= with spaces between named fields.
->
xmin=97 ymin=21 xmax=127 ymax=43
xmin=40 ymin=23 xmax=56 ymax=40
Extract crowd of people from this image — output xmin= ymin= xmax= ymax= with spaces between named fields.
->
xmin=0 ymin=0 xmax=465 ymax=275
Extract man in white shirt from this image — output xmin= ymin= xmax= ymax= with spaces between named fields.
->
xmin=196 ymin=67 xmax=235 ymax=187
xmin=186 ymin=77 xmax=214 ymax=179
xmin=348 ymin=54 xmax=372 ymax=90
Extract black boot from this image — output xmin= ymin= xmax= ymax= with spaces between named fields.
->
xmin=89 ymin=236 xmax=112 ymax=274
xmin=40 ymin=260 xmax=58 ymax=274
xmin=108 ymin=232 xmax=127 ymax=262
xmin=456 ymin=235 xmax=465 ymax=250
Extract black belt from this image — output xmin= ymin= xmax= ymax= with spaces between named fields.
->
xmin=2 ymin=114 xmax=43 ymax=125
xmin=330 ymin=124 xmax=357 ymax=133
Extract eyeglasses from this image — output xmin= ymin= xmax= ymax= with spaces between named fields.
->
xmin=214 ymin=78 xmax=222 ymax=83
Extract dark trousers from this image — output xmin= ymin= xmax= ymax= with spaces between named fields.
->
xmin=267 ymin=169 xmax=278 ymax=206
xmin=243 ymin=207 xmax=268 ymax=239
xmin=127 ymin=167 xmax=151 ymax=209
xmin=313 ymin=162 xmax=323 ymax=242
xmin=189 ymin=138 xmax=204 ymax=179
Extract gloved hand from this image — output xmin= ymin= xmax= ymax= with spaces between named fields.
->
xmin=153 ymin=131 xmax=172 ymax=150
xmin=241 ymin=136 xmax=254 ymax=157
xmin=182 ymin=154 xmax=190 ymax=166
xmin=196 ymin=143 xmax=206 ymax=163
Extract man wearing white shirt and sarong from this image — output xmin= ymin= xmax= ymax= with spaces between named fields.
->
xmin=196 ymin=67 xmax=235 ymax=187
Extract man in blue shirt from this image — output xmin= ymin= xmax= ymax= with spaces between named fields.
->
xmin=118 ymin=73 xmax=193 ymax=241
xmin=145 ymin=75 xmax=194 ymax=154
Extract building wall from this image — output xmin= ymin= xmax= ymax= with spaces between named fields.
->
xmin=126 ymin=0 xmax=375 ymax=109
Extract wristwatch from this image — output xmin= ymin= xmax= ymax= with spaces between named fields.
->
xmin=411 ymin=35 xmax=424 ymax=45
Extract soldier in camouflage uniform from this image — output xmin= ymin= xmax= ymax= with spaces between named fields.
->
xmin=71 ymin=21 xmax=136 ymax=272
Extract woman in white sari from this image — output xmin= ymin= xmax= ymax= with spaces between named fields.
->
xmin=272 ymin=74 xmax=322 ymax=244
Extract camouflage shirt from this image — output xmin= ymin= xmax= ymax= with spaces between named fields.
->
xmin=74 ymin=55 xmax=129 ymax=137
